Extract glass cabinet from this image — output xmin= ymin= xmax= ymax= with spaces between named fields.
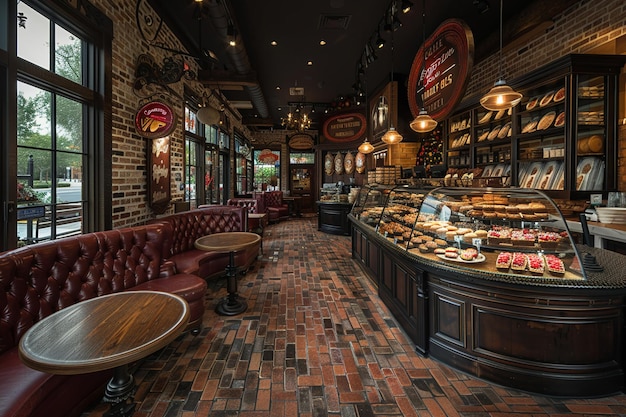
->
xmin=353 ymin=186 xmax=587 ymax=280
xmin=441 ymin=54 xmax=625 ymax=199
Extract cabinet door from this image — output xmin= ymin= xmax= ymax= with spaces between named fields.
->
xmin=515 ymin=79 xmax=566 ymax=191
xmin=573 ymin=75 xmax=609 ymax=192
xmin=446 ymin=111 xmax=472 ymax=169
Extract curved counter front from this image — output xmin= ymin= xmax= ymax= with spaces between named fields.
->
xmin=348 ymin=185 xmax=626 ymax=397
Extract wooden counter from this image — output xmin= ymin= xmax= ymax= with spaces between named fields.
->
xmin=350 ymin=215 xmax=626 ymax=397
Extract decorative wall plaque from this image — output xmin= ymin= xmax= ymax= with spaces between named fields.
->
xmin=407 ymin=19 xmax=474 ymax=121
xmin=148 ymin=137 xmax=171 ymax=214
xmin=135 ymin=100 xmax=177 ymax=139
xmin=322 ymin=112 xmax=367 ymax=143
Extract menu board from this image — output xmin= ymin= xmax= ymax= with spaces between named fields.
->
xmin=407 ymin=19 xmax=474 ymax=122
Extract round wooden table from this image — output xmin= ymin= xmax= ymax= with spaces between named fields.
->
xmin=195 ymin=231 xmax=261 ymax=316
xmin=19 ymin=291 xmax=189 ymax=417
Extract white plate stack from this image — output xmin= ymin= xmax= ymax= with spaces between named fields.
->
xmin=595 ymin=207 xmax=626 ymax=224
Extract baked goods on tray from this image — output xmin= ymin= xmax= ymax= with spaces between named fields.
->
xmin=496 ymin=252 xmax=512 ymax=269
xmin=527 ymin=254 xmax=545 ymax=274
xmin=511 ymin=253 xmax=528 ymax=271
xmin=545 ymin=254 xmax=565 ymax=274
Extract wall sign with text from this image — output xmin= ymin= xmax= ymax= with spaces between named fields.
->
xmin=135 ymin=101 xmax=177 ymax=139
xmin=407 ymin=19 xmax=474 ymax=121
xmin=322 ymin=112 xmax=367 ymax=143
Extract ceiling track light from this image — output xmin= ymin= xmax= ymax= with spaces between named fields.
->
xmin=480 ymin=0 xmax=522 ymax=111
xmin=401 ymin=0 xmax=414 ymax=13
xmin=376 ymin=29 xmax=386 ymax=49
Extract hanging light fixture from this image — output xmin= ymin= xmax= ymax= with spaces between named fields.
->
xmin=479 ymin=0 xmax=522 ymax=111
xmin=410 ymin=0 xmax=437 ymax=133
xmin=281 ymin=103 xmax=311 ymax=131
xmin=196 ymin=91 xmax=220 ymax=125
xmin=381 ymin=19 xmax=403 ymax=145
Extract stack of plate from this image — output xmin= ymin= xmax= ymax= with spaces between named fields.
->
xmin=595 ymin=207 xmax=626 ymax=224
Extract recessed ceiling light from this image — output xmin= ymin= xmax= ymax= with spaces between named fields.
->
xmin=276 ymin=86 xmax=280 ymax=90
xmin=319 ymin=40 xmax=327 ymax=46
xmin=271 ymin=40 xmax=278 ymax=46
xmin=307 ymin=61 xmax=313 ymax=66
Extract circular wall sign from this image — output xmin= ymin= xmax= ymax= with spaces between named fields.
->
xmin=407 ymin=19 xmax=474 ymax=121
xmin=135 ymin=101 xmax=177 ymax=138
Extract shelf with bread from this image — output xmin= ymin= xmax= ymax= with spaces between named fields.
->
xmin=440 ymin=54 xmax=624 ymax=200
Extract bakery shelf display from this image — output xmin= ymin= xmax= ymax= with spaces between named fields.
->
xmin=348 ymin=183 xmax=626 ymax=397
xmin=441 ymin=54 xmax=625 ymax=198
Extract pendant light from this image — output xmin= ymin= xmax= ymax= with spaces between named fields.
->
xmin=358 ymin=63 xmax=375 ymax=154
xmin=410 ymin=0 xmax=437 ymax=133
xmin=381 ymin=14 xmax=403 ymax=146
xmin=479 ymin=0 xmax=522 ymax=111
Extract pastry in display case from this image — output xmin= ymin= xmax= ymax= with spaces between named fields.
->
xmin=358 ymin=186 xmax=587 ymax=280
xmin=350 ymin=184 xmax=394 ymax=227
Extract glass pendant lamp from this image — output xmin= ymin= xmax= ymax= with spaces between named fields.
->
xmin=410 ymin=0 xmax=437 ymax=133
xmin=480 ymin=0 xmax=522 ymax=111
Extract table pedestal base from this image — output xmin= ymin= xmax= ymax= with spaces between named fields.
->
xmin=103 ymin=364 xmax=136 ymax=417
xmin=215 ymin=251 xmax=247 ymax=316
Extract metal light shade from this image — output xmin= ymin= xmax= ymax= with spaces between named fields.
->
xmin=358 ymin=138 xmax=375 ymax=154
xmin=480 ymin=79 xmax=523 ymax=111
xmin=381 ymin=126 xmax=403 ymax=144
xmin=196 ymin=105 xmax=220 ymax=125
xmin=410 ymin=109 xmax=438 ymax=133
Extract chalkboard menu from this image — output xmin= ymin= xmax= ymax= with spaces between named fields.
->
xmin=407 ymin=19 xmax=474 ymax=122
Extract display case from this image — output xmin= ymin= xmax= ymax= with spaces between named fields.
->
xmin=441 ymin=54 xmax=626 ymax=198
xmin=368 ymin=186 xmax=587 ymax=280
xmin=349 ymin=185 xmax=626 ymax=397
xmin=350 ymin=184 xmax=394 ymax=228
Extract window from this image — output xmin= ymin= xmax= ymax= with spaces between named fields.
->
xmin=13 ymin=1 xmax=102 ymax=246
xmin=254 ymin=149 xmax=280 ymax=191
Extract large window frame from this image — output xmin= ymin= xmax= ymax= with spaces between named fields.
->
xmin=1 ymin=0 xmax=112 ymax=250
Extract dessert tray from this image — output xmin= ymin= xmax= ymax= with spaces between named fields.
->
xmin=437 ymin=253 xmax=486 ymax=264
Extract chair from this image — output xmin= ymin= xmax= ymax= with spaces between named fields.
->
xmin=262 ymin=191 xmax=289 ymax=222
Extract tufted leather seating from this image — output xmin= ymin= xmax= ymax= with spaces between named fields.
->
xmin=150 ymin=205 xmax=260 ymax=280
xmin=0 ymin=223 xmax=207 ymax=417
xmin=225 ymin=197 xmax=261 ymax=214
xmin=258 ymin=191 xmax=289 ymax=222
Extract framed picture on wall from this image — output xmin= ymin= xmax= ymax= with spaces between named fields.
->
xmin=369 ymin=81 xmax=398 ymax=140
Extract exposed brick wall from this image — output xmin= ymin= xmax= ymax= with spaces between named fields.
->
xmin=91 ymin=0 xmax=249 ymax=228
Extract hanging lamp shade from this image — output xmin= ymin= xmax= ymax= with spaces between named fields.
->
xmin=381 ymin=126 xmax=403 ymax=145
xmin=196 ymin=105 xmax=220 ymax=125
xmin=480 ymin=79 xmax=522 ymax=111
xmin=410 ymin=109 xmax=438 ymax=133
xmin=358 ymin=138 xmax=375 ymax=154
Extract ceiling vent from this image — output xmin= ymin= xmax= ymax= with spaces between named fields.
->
xmin=318 ymin=14 xmax=352 ymax=30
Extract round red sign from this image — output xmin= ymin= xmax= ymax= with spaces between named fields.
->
xmin=407 ymin=19 xmax=474 ymax=121
xmin=135 ymin=101 xmax=177 ymax=138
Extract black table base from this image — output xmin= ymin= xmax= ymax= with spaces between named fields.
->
xmin=215 ymin=250 xmax=247 ymax=315
xmin=103 ymin=364 xmax=136 ymax=417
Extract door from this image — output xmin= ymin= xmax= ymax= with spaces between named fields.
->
xmin=290 ymin=164 xmax=314 ymax=213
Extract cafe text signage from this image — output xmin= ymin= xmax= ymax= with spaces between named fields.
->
xmin=322 ymin=112 xmax=367 ymax=143
xmin=135 ymin=101 xmax=177 ymax=139
xmin=407 ymin=19 xmax=474 ymax=121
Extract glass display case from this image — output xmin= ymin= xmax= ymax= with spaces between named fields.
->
xmin=357 ymin=186 xmax=587 ymax=280
xmin=350 ymin=184 xmax=394 ymax=228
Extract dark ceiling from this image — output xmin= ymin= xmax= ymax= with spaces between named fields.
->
xmin=146 ymin=0 xmax=578 ymax=132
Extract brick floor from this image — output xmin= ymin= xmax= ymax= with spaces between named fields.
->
xmin=82 ymin=216 xmax=626 ymax=416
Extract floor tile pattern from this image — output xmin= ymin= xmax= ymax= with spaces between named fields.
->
xmin=83 ymin=216 xmax=626 ymax=416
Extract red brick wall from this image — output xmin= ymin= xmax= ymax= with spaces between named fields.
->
xmin=90 ymin=0 xmax=249 ymax=228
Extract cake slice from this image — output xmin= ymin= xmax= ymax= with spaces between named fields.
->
xmin=496 ymin=252 xmax=512 ymax=269
xmin=510 ymin=252 xmax=527 ymax=271
xmin=545 ymin=254 xmax=566 ymax=275
xmin=527 ymin=254 xmax=545 ymax=275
